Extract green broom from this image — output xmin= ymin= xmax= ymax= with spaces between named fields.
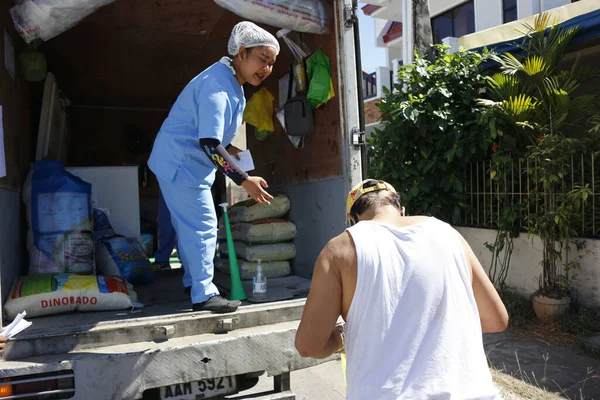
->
xmin=219 ymin=203 xmax=247 ymax=301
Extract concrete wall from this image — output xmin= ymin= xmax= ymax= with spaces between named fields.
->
xmin=374 ymin=19 xmax=389 ymax=42
xmin=272 ymin=177 xmax=347 ymax=280
xmin=0 ymin=190 xmax=25 ymax=316
xmin=456 ymin=227 xmax=600 ymax=308
xmin=387 ymin=46 xmax=403 ymax=69
xmin=428 ymin=0 xmax=571 ymax=37
xmin=540 ymin=0 xmax=571 ymax=13
xmin=365 ymin=122 xmax=384 ymax=140
xmin=431 ymin=0 xmax=503 ymax=33
xmin=518 ymin=0 xmax=571 ymax=19
xmin=474 ymin=0 xmax=503 ymax=31
xmin=430 ymin=0 xmax=465 ymax=16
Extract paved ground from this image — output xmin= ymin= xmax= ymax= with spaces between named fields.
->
xmin=230 ymin=360 xmax=346 ymax=399
xmin=485 ymin=334 xmax=600 ymax=399
xmin=226 ymin=334 xmax=600 ymax=399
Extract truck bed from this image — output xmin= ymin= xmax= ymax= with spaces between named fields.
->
xmin=3 ymin=268 xmax=310 ymax=361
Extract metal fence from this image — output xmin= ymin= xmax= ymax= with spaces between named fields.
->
xmin=458 ymin=153 xmax=600 ymax=238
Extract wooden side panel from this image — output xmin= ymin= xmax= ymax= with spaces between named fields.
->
xmin=66 ymin=108 xmax=167 ymax=169
xmin=41 ymin=1 xmax=234 ymax=108
xmin=45 ymin=0 xmax=342 ymax=188
xmin=246 ymin=11 xmax=343 ymax=185
xmin=0 ymin=6 xmax=33 ymax=191
xmin=66 ymin=107 xmax=169 ymax=234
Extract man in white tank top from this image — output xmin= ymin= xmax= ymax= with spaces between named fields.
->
xmin=295 ymin=179 xmax=509 ymax=399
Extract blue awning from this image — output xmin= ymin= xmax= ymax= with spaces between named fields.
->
xmin=474 ymin=8 xmax=600 ymax=68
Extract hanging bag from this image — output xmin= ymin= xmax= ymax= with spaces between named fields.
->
xmin=283 ymin=63 xmax=315 ymax=137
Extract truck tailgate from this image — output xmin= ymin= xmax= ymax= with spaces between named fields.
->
xmin=0 ymin=320 xmax=335 ymax=400
xmin=2 ymin=270 xmax=310 ymax=361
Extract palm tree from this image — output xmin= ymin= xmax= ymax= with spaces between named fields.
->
xmin=478 ymin=13 xmax=600 ymax=301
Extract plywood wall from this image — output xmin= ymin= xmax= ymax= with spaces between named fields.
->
xmin=246 ymin=27 xmax=343 ymax=187
xmin=0 ymin=4 xmax=34 ymax=192
xmin=42 ymin=0 xmax=341 ymax=189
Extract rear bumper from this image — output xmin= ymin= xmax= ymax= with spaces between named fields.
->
xmin=0 ymin=321 xmax=334 ymax=400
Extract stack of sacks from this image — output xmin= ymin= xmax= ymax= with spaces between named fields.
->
xmin=217 ymin=195 xmax=296 ymax=281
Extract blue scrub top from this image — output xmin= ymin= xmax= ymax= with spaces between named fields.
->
xmin=148 ymin=61 xmax=246 ymax=188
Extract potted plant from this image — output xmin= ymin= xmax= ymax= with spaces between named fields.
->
xmin=525 ymin=136 xmax=590 ymax=319
xmin=478 ymin=13 xmax=599 ymax=318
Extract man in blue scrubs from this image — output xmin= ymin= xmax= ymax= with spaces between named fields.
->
xmin=148 ymin=22 xmax=279 ymax=313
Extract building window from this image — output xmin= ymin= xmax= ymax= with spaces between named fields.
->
xmin=503 ymin=0 xmax=517 ymax=23
xmin=431 ymin=1 xmax=475 ymax=45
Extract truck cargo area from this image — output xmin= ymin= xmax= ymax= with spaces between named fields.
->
xmin=1 ymin=1 xmax=347 ymax=320
xmin=0 ymin=0 xmax=359 ymax=397
xmin=3 ymin=268 xmax=311 ymax=361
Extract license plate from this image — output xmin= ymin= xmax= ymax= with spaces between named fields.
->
xmin=160 ymin=376 xmax=237 ymax=400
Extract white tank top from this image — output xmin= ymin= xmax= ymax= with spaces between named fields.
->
xmin=345 ymin=218 xmax=502 ymax=400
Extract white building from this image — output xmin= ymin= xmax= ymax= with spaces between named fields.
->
xmin=361 ymin=0 xmax=581 ymax=123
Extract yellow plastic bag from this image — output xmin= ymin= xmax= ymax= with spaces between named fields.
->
xmin=341 ymin=353 xmax=347 ymax=389
xmin=243 ymin=87 xmax=275 ymax=140
xmin=339 ymin=326 xmax=347 ymax=390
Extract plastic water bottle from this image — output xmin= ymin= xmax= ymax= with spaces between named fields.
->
xmin=252 ymin=259 xmax=267 ymax=300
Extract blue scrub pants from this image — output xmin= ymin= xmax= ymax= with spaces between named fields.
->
xmin=157 ymin=177 xmax=220 ymax=304
xmin=154 ymin=189 xmax=177 ymax=262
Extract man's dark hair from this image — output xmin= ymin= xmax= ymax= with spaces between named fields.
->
xmin=350 ymin=179 xmax=402 ymax=216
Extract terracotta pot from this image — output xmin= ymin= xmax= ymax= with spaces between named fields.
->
xmin=532 ymin=295 xmax=570 ymax=320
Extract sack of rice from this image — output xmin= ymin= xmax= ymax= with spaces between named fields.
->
xmin=218 ymin=219 xmax=297 ymax=244
xmin=227 ymin=195 xmax=291 ymax=223
xmin=221 ymin=241 xmax=296 ymax=262
xmin=215 ymin=259 xmax=291 ymax=281
xmin=23 ymin=160 xmax=94 ymax=275
xmin=4 ymin=273 xmax=136 ymax=319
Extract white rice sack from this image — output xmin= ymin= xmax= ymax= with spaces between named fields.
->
xmin=218 ymin=219 xmax=297 ymax=244
xmin=222 ymin=241 xmax=296 ymax=262
xmin=216 ymin=259 xmax=291 ymax=281
xmin=214 ymin=0 xmax=329 ymax=35
xmin=227 ymin=195 xmax=291 ymax=223
xmin=4 ymin=273 xmax=134 ymax=319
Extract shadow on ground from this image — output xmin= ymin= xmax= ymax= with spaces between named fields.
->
xmin=485 ymin=333 xmax=600 ymax=399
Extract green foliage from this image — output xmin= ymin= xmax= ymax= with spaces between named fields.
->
xmin=485 ymin=202 xmax=521 ymax=288
xmin=478 ymin=13 xmax=600 ymax=296
xmin=499 ymin=288 xmax=535 ymax=329
xmin=559 ymin=307 xmax=600 ymax=359
xmin=368 ymin=45 xmax=493 ymax=223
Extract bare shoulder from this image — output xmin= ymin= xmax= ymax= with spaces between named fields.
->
xmin=318 ymin=231 xmax=356 ymax=269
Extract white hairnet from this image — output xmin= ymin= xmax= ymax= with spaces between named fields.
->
xmin=228 ymin=21 xmax=280 ymax=56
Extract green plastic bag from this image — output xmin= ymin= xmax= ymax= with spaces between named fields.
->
xmin=306 ymin=48 xmax=335 ymax=109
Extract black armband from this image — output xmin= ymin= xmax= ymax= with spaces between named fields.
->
xmin=199 ymin=138 xmax=249 ymax=186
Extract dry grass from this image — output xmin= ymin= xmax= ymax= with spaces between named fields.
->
xmin=510 ymin=318 xmax=578 ymax=347
xmin=488 ymin=349 xmax=598 ymax=400
xmin=491 ymin=368 xmax=562 ymax=400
